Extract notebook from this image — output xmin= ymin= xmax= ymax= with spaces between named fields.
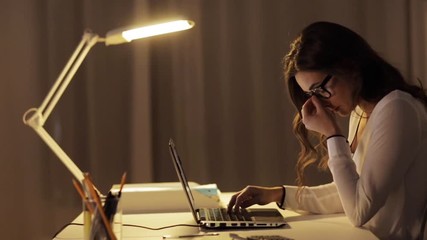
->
xmin=168 ymin=138 xmax=288 ymax=229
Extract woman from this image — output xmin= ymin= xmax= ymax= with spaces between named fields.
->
xmin=227 ymin=22 xmax=427 ymax=240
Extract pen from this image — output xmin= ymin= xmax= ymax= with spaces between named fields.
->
xmin=162 ymin=232 xmax=219 ymax=239
xmin=72 ymin=179 xmax=94 ymax=214
xmin=118 ymin=172 xmax=127 ymax=197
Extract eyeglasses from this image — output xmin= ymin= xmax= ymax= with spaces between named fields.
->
xmin=305 ymin=75 xmax=333 ymax=99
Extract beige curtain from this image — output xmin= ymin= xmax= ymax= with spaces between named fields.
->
xmin=1 ymin=0 xmax=425 ymax=239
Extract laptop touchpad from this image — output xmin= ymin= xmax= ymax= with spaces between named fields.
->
xmin=246 ymin=209 xmax=284 ymax=221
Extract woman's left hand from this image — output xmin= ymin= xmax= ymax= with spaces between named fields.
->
xmin=301 ymin=95 xmax=342 ymax=137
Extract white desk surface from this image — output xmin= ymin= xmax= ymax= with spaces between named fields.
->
xmin=54 ymin=193 xmax=378 ymax=240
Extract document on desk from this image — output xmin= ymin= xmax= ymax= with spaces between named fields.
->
xmin=110 ymin=182 xmax=223 ymax=213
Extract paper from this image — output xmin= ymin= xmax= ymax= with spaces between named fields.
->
xmin=110 ymin=182 xmax=224 ymax=213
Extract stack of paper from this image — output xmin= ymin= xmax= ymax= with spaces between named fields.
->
xmin=110 ymin=182 xmax=223 ymax=213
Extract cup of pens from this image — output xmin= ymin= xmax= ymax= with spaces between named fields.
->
xmin=83 ymin=193 xmax=122 ymax=240
xmin=74 ymin=172 xmax=126 ymax=240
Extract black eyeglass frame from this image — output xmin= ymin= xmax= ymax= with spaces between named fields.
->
xmin=305 ymin=75 xmax=333 ymax=99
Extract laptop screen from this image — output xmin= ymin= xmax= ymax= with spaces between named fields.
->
xmin=168 ymin=138 xmax=199 ymax=222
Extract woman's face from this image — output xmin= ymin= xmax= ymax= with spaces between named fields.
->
xmin=295 ymin=71 xmax=357 ymax=117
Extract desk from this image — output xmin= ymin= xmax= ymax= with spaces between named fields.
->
xmin=54 ymin=193 xmax=378 ymax=240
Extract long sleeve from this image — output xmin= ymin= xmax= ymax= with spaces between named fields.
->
xmin=283 ymin=182 xmax=344 ymax=214
xmin=327 ymin=90 xmax=427 ymax=239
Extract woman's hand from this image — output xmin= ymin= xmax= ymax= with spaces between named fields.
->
xmin=301 ymin=96 xmax=342 ymax=137
xmin=227 ymin=185 xmax=283 ymax=213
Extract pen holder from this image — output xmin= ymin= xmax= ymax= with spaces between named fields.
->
xmin=83 ymin=194 xmax=122 ymax=240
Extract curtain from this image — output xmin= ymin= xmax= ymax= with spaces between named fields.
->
xmin=1 ymin=0 xmax=425 ymax=239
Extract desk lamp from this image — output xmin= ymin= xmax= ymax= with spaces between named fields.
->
xmin=23 ymin=20 xmax=195 ymax=183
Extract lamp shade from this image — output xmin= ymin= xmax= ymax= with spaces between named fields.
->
xmin=105 ymin=20 xmax=195 ymax=45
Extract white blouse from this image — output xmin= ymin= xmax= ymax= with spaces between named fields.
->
xmin=283 ymin=90 xmax=427 ymax=240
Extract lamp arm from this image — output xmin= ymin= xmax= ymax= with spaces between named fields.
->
xmin=42 ymin=31 xmax=101 ymax=122
xmin=34 ymin=125 xmax=86 ymax=183
xmin=23 ymin=31 xmax=103 ymax=183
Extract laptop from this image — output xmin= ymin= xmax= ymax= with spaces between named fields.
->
xmin=168 ymin=138 xmax=288 ymax=229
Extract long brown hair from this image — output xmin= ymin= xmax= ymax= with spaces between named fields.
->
xmin=283 ymin=21 xmax=427 ymax=190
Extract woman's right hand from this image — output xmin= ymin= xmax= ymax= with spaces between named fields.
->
xmin=301 ymin=95 xmax=341 ymax=137
xmin=227 ymin=185 xmax=284 ymax=213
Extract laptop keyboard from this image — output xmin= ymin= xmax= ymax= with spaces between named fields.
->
xmin=200 ymin=208 xmax=249 ymax=221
